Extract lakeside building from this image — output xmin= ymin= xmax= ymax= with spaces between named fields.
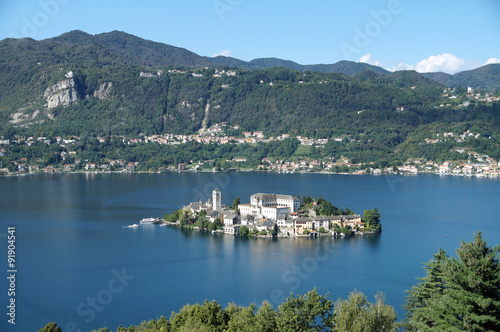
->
xmin=287 ymin=214 xmax=363 ymax=235
xmin=238 ymin=193 xmax=300 ymax=220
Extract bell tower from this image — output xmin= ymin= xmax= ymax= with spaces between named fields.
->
xmin=212 ymin=189 xmax=221 ymax=211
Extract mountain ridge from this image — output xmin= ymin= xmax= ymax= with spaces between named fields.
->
xmin=45 ymin=30 xmax=392 ymax=76
xmin=48 ymin=30 xmax=500 ymax=90
xmin=3 ymin=29 xmax=497 ymax=91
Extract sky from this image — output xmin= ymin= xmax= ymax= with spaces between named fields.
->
xmin=1 ymin=0 xmax=499 ymax=74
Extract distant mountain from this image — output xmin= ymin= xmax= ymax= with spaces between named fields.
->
xmin=308 ymin=60 xmax=390 ymax=76
xmin=45 ymin=30 xmax=392 ymax=76
xmin=52 ymin=30 xmax=213 ymax=68
xmin=249 ymin=57 xmax=305 ymax=71
xmin=243 ymin=58 xmax=390 ymax=76
xmin=422 ymin=64 xmax=500 ymax=92
xmin=2 ymin=30 xmax=498 ymax=90
xmin=208 ymin=55 xmax=253 ymax=68
xmin=446 ymin=64 xmax=500 ymax=92
xmin=421 ymin=72 xmax=452 ymax=85
xmin=41 ymin=30 xmax=500 ymax=90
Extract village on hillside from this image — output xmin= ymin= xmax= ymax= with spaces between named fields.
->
xmin=2 ymin=125 xmax=499 ymax=177
xmin=159 ymin=189 xmax=379 ymax=238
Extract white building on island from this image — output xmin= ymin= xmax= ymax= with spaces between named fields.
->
xmin=212 ymin=188 xmax=221 ymax=211
xmin=238 ymin=193 xmax=300 ymax=221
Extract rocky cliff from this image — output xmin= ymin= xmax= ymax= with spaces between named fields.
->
xmin=93 ymin=82 xmax=113 ymax=100
xmin=43 ymin=79 xmax=79 ymax=109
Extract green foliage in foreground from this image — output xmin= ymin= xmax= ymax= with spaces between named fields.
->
xmin=146 ymin=289 xmax=396 ymax=332
xmin=38 ymin=322 xmax=62 ymax=332
xmin=405 ymin=232 xmax=500 ymax=331
xmin=39 ymin=289 xmax=397 ymax=332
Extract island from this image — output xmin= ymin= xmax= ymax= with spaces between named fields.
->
xmin=161 ymin=189 xmax=381 ymax=237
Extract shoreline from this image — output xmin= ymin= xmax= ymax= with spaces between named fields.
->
xmin=2 ymin=168 xmax=499 ymax=179
xmin=139 ymin=220 xmax=382 ymax=239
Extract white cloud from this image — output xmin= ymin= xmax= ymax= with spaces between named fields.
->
xmin=414 ymin=54 xmax=467 ymax=73
xmin=212 ymin=50 xmax=233 ymax=57
xmin=387 ymin=63 xmax=415 ymax=72
xmin=484 ymin=57 xmax=500 ymax=65
xmin=359 ymin=53 xmax=371 ymax=63
xmin=358 ymin=53 xmax=383 ymax=67
xmin=387 ymin=54 xmax=478 ymax=74
xmin=357 ymin=53 xmax=498 ymax=74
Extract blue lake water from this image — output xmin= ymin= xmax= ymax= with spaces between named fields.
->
xmin=0 ymin=172 xmax=499 ymax=331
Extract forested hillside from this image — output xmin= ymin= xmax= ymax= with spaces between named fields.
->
xmin=1 ymin=31 xmax=500 ymax=172
xmin=422 ymin=64 xmax=500 ymax=92
xmin=0 ymin=31 xmax=446 ymax=137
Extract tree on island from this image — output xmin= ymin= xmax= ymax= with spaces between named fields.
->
xmin=196 ymin=210 xmax=209 ymax=229
xmin=344 ymin=207 xmax=355 ymax=215
xmin=335 ymin=225 xmax=353 ymax=236
xmin=302 ymin=195 xmax=313 ymax=207
xmin=405 ymin=232 xmax=500 ymax=331
xmin=164 ymin=209 xmax=182 ymax=222
xmin=233 ymin=196 xmax=241 ymax=214
xmin=301 ymin=196 xmax=354 ymax=216
xmin=363 ymin=208 xmax=381 ymax=231
xmin=317 ymin=198 xmax=336 ymax=216
xmin=239 ymin=226 xmax=249 ymax=237
xmin=213 ymin=217 xmax=223 ymax=230
xmin=179 ymin=210 xmax=190 ymax=226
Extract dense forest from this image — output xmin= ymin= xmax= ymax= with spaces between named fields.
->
xmin=0 ymin=57 xmax=444 ymax=137
xmin=38 ymin=232 xmax=500 ymax=332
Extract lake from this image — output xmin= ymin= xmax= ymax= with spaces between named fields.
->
xmin=0 ymin=172 xmax=498 ymax=331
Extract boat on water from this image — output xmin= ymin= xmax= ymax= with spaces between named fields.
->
xmin=140 ymin=217 xmax=157 ymax=225
xmin=126 ymin=224 xmax=139 ymax=228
